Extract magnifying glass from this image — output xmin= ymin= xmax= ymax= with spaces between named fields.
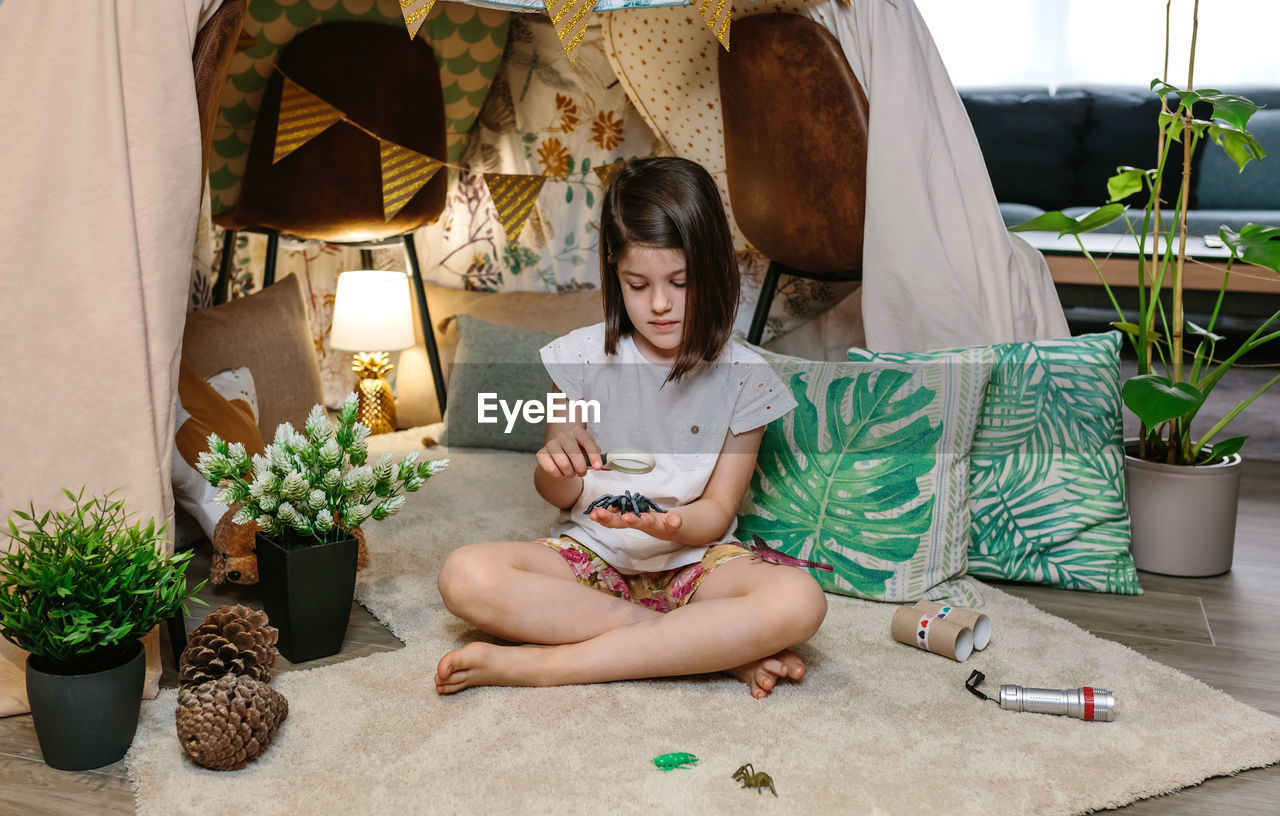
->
xmin=599 ymin=448 xmax=655 ymax=475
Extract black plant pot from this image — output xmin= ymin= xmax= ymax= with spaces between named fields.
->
xmin=25 ymin=641 xmax=145 ymax=771
xmin=255 ymin=532 xmax=358 ymax=663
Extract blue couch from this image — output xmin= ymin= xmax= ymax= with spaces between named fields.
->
xmin=959 ymin=85 xmax=1280 ymax=237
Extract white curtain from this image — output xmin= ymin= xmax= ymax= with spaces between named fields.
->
xmin=916 ymin=0 xmax=1278 ymax=90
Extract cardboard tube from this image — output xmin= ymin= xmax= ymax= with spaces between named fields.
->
xmin=890 ymin=605 xmax=974 ymax=662
xmin=914 ymin=601 xmax=992 ymax=650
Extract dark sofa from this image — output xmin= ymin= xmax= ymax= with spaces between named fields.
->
xmin=960 ymin=85 xmax=1280 ymax=237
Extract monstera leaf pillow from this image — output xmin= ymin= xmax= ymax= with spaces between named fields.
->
xmin=952 ymin=333 xmax=1140 ymax=593
xmin=736 ymin=345 xmax=992 ymax=605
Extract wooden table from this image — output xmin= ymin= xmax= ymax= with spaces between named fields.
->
xmin=1019 ymin=230 xmax=1280 ymax=295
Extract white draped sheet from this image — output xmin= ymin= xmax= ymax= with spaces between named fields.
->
xmin=822 ymin=0 xmax=1068 ymax=350
xmin=0 ymin=0 xmax=222 ymax=715
xmin=603 ymin=0 xmax=1068 ymax=355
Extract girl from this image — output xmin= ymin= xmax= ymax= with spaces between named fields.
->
xmin=434 ymin=157 xmax=827 ymax=699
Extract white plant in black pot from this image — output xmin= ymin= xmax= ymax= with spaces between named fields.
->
xmin=197 ymin=394 xmax=448 ymax=548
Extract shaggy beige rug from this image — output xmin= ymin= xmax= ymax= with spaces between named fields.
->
xmin=127 ymin=431 xmax=1280 ymax=815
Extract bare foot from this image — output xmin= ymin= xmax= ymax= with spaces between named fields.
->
xmin=434 ymin=642 xmax=547 ymax=694
xmin=725 ymin=649 xmax=806 ymax=699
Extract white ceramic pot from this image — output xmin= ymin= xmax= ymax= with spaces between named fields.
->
xmin=1125 ymin=445 xmax=1243 ymax=577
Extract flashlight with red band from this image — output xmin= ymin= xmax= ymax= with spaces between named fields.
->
xmin=966 ymin=670 xmax=1116 ymax=722
xmin=998 ymin=684 xmax=1115 ymax=722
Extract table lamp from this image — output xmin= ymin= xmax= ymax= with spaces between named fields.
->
xmin=329 ymin=270 xmax=416 ymax=434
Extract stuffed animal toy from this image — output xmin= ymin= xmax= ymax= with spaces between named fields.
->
xmin=210 ymin=507 xmax=259 ymax=585
xmin=211 ymin=506 xmax=369 ymax=585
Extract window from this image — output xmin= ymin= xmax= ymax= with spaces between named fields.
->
xmin=916 ymin=0 xmax=1279 ymax=90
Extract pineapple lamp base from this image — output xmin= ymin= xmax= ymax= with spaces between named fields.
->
xmin=352 ymin=352 xmax=397 ymax=435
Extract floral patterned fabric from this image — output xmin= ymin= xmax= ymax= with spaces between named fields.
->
xmin=541 ymin=537 xmax=752 ymax=612
xmin=409 ymin=16 xmax=664 ymax=294
xmin=468 ymin=0 xmax=686 ymax=10
xmin=197 ymin=12 xmax=843 ymax=414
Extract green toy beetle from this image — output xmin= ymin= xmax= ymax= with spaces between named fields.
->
xmin=652 ymin=752 xmax=698 ymax=771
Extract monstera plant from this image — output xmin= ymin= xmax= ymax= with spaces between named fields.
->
xmin=1008 ymin=0 xmax=1280 ymax=575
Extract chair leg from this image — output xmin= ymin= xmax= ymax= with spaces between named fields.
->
xmin=214 ymin=228 xmax=236 ymax=305
xmin=263 ymin=230 xmax=279 ymax=289
xmin=747 ymin=262 xmax=784 ymax=345
xmin=402 ymin=233 xmax=448 ymax=417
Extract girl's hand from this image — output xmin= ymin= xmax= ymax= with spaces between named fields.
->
xmin=588 ymin=506 xmax=684 ymax=540
xmin=537 ymin=427 xmax=603 ymax=479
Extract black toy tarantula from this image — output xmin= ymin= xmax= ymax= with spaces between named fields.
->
xmin=584 ymin=490 xmax=667 ymax=516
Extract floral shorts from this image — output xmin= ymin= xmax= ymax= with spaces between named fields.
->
xmin=539 ymin=536 xmax=753 ymax=613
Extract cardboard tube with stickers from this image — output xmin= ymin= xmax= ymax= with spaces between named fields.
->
xmin=890 ymin=605 xmax=974 ymax=662
xmin=914 ymin=600 xmax=992 ymax=650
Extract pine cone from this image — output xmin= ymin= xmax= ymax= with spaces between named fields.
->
xmin=175 ymin=674 xmax=289 ymax=771
xmin=178 ymin=604 xmax=279 ymax=688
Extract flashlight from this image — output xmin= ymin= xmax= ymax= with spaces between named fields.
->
xmin=966 ymin=671 xmax=1115 ymax=722
xmin=998 ymin=684 xmax=1115 ymax=722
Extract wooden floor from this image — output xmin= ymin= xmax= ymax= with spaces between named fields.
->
xmin=2 ymin=462 xmax=1278 ymax=815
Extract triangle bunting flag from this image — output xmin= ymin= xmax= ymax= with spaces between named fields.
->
xmin=273 ymin=78 xmax=345 ymax=164
xmin=592 ymin=161 xmax=626 ymax=191
xmin=694 ymin=0 xmax=732 ymax=51
xmin=399 ymin=0 xmax=438 ymax=40
xmin=544 ymin=0 xmax=595 ymax=67
xmin=380 ymin=141 xmax=444 ymax=221
xmin=483 ymin=174 xmax=547 ymax=245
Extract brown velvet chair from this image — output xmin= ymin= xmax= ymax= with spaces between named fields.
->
xmin=194 ymin=0 xmax=246 ymax=185
xmin=213 ymin=22 xmax=450 ymax=415
xmin=718 ymin=13 xmax=869 ymax=344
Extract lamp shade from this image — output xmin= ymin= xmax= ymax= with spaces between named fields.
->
xmin=329 ymin=270 xmax=416 ymax=352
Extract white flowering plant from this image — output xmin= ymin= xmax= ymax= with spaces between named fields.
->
xmin=197 ymin=394 xmax=448 ymax=549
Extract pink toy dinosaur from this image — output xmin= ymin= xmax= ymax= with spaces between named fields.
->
xmin=744 ymin=535 xmax=834 ymax=572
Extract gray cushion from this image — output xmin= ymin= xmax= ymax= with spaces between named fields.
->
xmin=999 ymin=202 xmax=1045 ymax=229
xmin=1057 ymin=207 xmax=1280 ymax=237
xmin=1183 ymin=209 xmax=1280 ymax=237
xmin=1061 ymin=206 xmax=1142 ymax=235
xmin=439 ymin=314 xmax=558 ymax=453
xmin=1196 ymin=109 xmax=1280 ymax=210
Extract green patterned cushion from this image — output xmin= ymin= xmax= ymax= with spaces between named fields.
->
xmin=960 ymin=333 xmax=1140 ymax=593
xmin=737 ymin=346 xmax=992 ymax=605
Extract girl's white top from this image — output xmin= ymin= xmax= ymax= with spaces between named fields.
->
xmin=540 ymin=323 xmax=796 ymax=573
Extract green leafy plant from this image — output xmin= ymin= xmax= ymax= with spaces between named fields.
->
xmin=1011 ymin=0 xmax=1280 ymax=466
xmin=197 ymin=394 xmax=448 ymax=549
xmin=0 ymin=489 xmax=204 ymax=672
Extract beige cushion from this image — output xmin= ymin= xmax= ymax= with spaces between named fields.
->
xmin=182 ymin=274 xmax=325 ymax=438
xmin=396 ymin=283 xmax=603 ymax=427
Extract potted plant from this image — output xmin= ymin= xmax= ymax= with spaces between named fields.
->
xmin=198 ymin=393 xmax=448 ymax=662
xmin=1011 ymin=1 xmax=1280 ymax=576
xmin=0 ymin=489 xmax=203 ymax=771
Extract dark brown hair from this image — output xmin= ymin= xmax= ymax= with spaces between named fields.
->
xmin=599 ymin=156 xmax=739 ymax=383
